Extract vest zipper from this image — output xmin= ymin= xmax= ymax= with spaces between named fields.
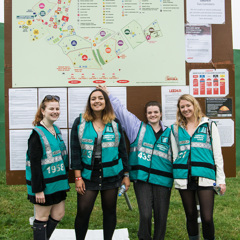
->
xmin=147 ymin=138 xmax=158 ymax=182
xmin=146 ymin=125 xmax=165 ymax=182
xmin=187 ymin=136 xmax=192 ymax=181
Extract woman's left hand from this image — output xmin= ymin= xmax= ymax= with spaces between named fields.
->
xmin=121 ymin=177 xmax=130 ymax=192
xmin=219 ymin=184 xmax=226 ymax=195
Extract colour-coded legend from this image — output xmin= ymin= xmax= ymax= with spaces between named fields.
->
xmin=190 ymin=69 xmax=229 ymax=97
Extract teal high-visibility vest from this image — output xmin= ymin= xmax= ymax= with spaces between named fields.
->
xmin=77 ymin=114 xmax=124 ymax=180
xmin=171 ymin=122 xmax=216 ymax=180
xmin=26 ymin=125 xmax=70 ymax=196
xmin=129 ymin=122 xmax=173 ymax=187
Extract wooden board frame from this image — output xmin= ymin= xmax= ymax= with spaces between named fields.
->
xmin=4 ymin=0 xmax=235 ymax=185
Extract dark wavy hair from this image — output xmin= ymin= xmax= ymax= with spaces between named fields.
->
xmin=144 ymin=101 xmax=162 ymax=113
xmin=83 ymin=89 xmax=115 ymax=124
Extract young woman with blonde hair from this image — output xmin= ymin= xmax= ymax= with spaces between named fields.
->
xmin=71 ymin=89 xmax=130 ymax=240
xmin=26 ymin=95 xmax=69 ymax=240
xmin=171 ymin=94 xmax=226 ymax=240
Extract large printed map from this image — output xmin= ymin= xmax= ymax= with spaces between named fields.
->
xmin=13 ymin=0 xmax=186 ymax=87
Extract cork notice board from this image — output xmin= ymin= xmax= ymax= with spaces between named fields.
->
xmin=4 ymin=0 xmax=235 ymax=185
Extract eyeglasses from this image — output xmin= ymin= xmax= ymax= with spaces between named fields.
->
xmin=42 ymin=95 xmax=60 ymax=102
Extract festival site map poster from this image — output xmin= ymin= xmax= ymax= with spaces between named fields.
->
xmin=12 ymin=0 xmax=186 ymax=87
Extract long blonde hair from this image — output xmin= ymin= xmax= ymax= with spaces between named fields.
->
xmin=176 ymin=94 xmax=205 ymax=128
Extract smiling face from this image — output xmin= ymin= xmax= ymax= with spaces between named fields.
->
xmin=179 ymin=99 xmax=194 ymax=120
xmin=41 ymin=101 xmax=60 ymax=124
xmin=90 ymin=91 xmax=106 ymax=113
xmin=146 ymin=105 xmax=162 ymax=125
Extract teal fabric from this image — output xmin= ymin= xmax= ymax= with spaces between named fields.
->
xmin=129 ymin=123 xmax=173 ymax=187
xmin=171 ymin=123 xmax=216 ymax=180
xmin=77 ymin=114 xmax=123 ymax=180
xmin=26 ymin=125 xmax=69 ymax=196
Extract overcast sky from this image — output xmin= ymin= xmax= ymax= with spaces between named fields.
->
xmin=0 ymin=0 xmax=3 ymax=23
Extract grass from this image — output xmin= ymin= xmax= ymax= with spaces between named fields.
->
xmin=0 ymin=168 xmax=240 ymax=240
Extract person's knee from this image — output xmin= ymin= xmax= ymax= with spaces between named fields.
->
xmin=103 ymin=207 xmax=116 ymax=218
xmin=186 ymin=209 xmax=198 ymax=221
xmin=51 ymin=208 xmax=65 ymax=221
xmin=35 ymin=210 xmax=50 ymax=221
xmin=140 ymin=210 xmax=152 ymax=222
xmin=202 ymin=215 xmax=213 ymax=226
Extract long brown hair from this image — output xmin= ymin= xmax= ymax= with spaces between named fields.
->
xmin=176 ymin=94 xmax=205 ymax=128
xmin=83 ymin=89 xmax=115 ymax=124
xmin=32 ymin=97 xmax=60 ymax=126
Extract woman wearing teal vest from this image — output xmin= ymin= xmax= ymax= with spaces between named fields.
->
xmin=71 ymin=89 xmax=130 ymax=240
xmin=171 ymin=94 xmax=226 ymax=240
xmin=26 ymin=95 xmax=70 ymax=240
xmin=97 ymin=85 xmax=173 ymax=240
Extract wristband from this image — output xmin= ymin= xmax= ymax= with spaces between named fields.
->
xmin=123 ymin=172 xmax=129 ymax=178
xmin=75 ymin=177 xmax=82 ymax=181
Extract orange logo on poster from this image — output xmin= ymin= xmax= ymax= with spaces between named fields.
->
xmin=105 ymin=47 xmax=111 ymax=53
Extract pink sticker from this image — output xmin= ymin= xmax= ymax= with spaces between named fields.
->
xmin=39 ymin=3 xmax=45 ymax=9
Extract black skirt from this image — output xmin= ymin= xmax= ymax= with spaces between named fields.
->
xmin=84 ymin=158 xmax=122 ymax=191
xmin=28 ymin=191 xmax=67 ymax=206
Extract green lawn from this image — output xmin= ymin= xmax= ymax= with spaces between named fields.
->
xmin=0 ymin=168 xmax=239 ymax=240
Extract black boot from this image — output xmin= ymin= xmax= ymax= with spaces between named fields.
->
xmin=46 ymin=216 xmax=60 ymax=240
xmin=189 ymin=235 xmax=200 ymax=240
xmin=33 ymin=220 xmax=47 ymax=240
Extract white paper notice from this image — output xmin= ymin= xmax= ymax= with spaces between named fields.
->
xmin=185 ymin=24 xmax=212 ymax=63
xmin=161 ymin=86 xmax=190 ymax=127
xmin=190 ymin=69 xmax=229 ymax=98
xmin=68 ymin=87 xmax=126 ymax=128
xmin=232 ymin=0 xmax=240 ymax=50
xmin=10 ymin=130 xmax=32 ymax=170
xmin=212 ymin=119 xmax=234 ymax=147
xmin=9 ymin=88 xmax=37 ymax=129
xmin=187 ymin=0 xmax=225 ymax=24
xmin=38 ymin=88 xmax=68 ymax=128
xmin=61 ymin=129 xmax=69 ymax=152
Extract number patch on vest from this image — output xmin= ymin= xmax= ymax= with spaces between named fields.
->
xmin=197 ymin=126 xmax=207 ymax=134
xmin=161 ymin=137 xmax=169 ymax=144
xmin=46 ymin=163 xmax=65 ymax=174
xmin=138 ymin=152 xmax=151 ymax=161
xmin=82 ymin=149 xmax=92 ymax=159
xmin=105 ymin=126 xmax=114 ymax=132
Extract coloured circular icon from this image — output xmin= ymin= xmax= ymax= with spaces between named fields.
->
xmin=40 ymin=11 xmax=46 ymax=17
xmin=105 ymin=47 xmax=111 ymax=53
xmin=71 ymin=40 xmax=77 ymax=46
xmin=82 ymin=55 xmax=88 ymax=61
xmin=146 ymin=35 xmax=151 ymax=40
xmin=100 ymin=31 xmax=106 ymax=37
xmin=124 ymin=29 xmax=130 ymax=35
xmin=118 ymin=40 xmax=124 ymax=46
xmin=39 ymin=3 xmax=45 ymax=9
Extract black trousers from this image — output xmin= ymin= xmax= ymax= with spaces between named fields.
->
xmin=134 ymin=181 xmax=171 ymax=240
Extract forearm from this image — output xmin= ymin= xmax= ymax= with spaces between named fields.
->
xmin=74 ymin=170 xmax=82 ymax=178
xmin=70 ymin=117 xmax=83 ymax=170
xmin=109 ymin=94 xmax=141 ymax=143
xmin=212 ymin=123 xmax=226 ymax=184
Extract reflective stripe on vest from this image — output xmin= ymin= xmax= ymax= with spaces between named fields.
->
xmin=26 ymin=125 xmax=69 ymax=196
xmin=129 ymin=122 xmax=173 ymax=187
xmin=78 ymin=115 xmax=123 ymax=180
xmin=171 ymin=122 xmax=216 ymax=180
